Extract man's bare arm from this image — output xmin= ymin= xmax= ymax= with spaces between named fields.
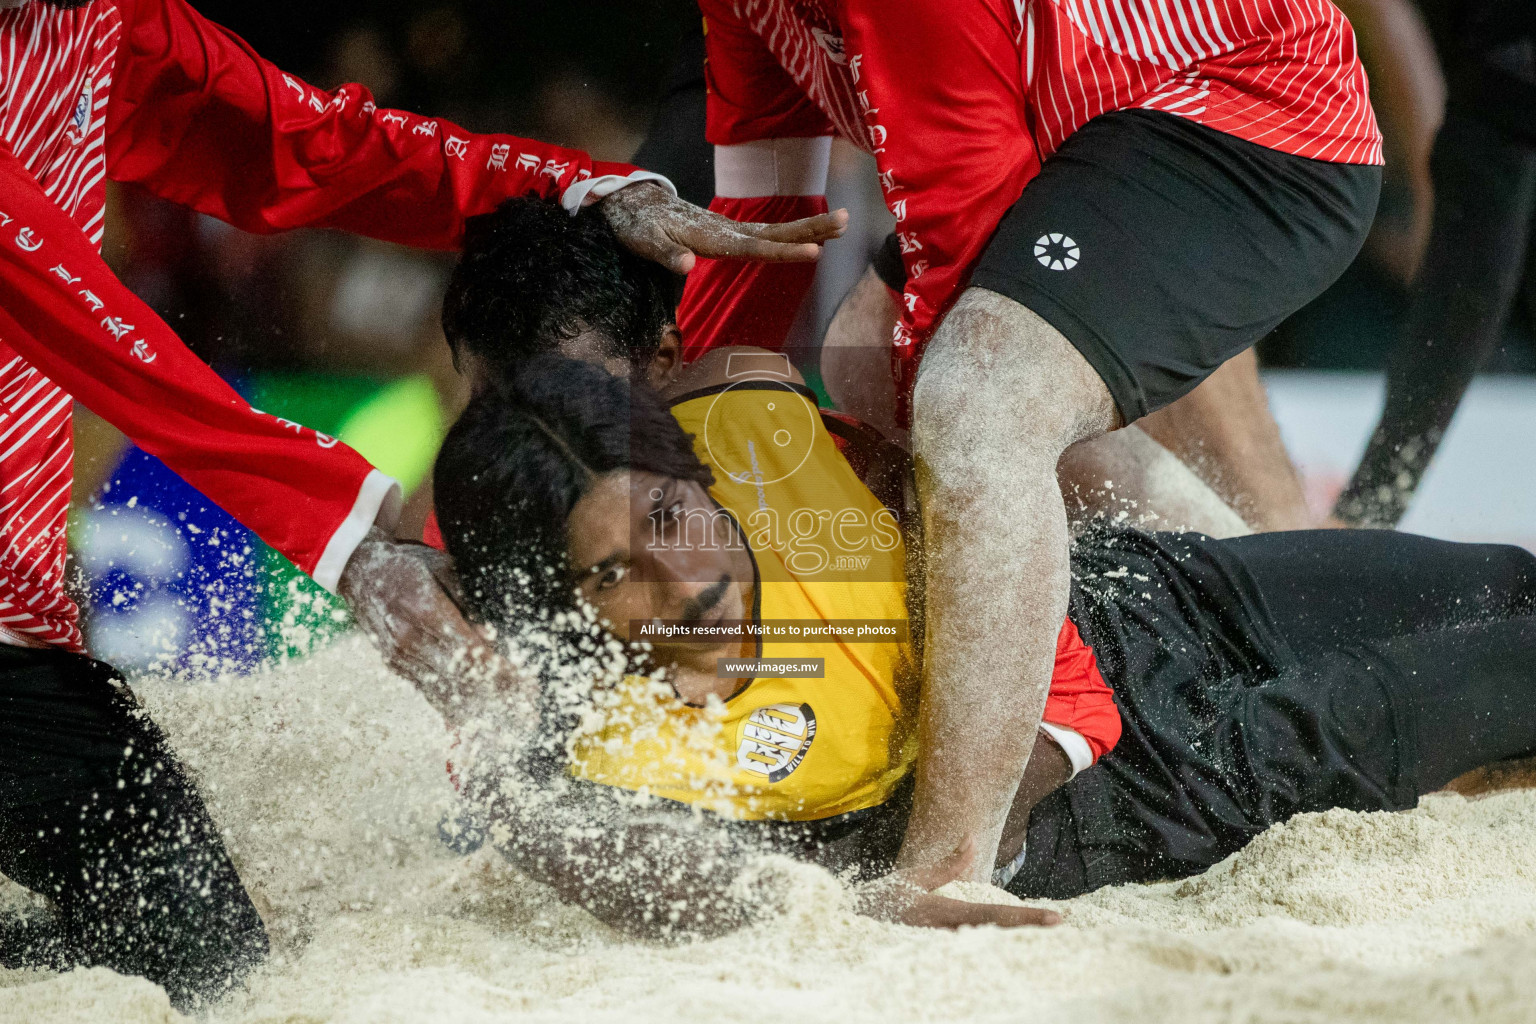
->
xmin=470 ymin=779 xmax=765 ymax=941
xmin=996 ymin=734 xmax=1072 ymax=875
xmin=461 ymin=768 xmax=1060 ymax=936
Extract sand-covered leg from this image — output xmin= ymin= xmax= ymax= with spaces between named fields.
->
xmin=1138 ymin=349 xmax=1310 ymax=531
xmin=899 ymin=287 xmax=1116 ymax=880
xmin=1059 ymin=425 xmax=1251 ymax=538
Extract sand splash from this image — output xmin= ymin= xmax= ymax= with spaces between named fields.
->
xmin=4 ymin=637 xmax=1536 ymax=1024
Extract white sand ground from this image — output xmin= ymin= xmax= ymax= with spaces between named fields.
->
xmin=4 ymin=637 xmax=1536 ymax=1024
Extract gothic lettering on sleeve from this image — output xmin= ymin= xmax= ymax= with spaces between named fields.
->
xmin=101 ymin=316 xmax=133 ymax=341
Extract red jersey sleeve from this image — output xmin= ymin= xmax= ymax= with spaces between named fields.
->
xmin=105 ymin=0 xmax=644 ymax=249
xmin=676 ymin=2 xmax=833 ymax=357
xmin=422 ymin=510 xmax=445 ymax=551
xmin=1042 ymin=617 xmax=1121 ymax=763
xmin=836 ymin=0 xmax=1041 ymax=418
xmin=0 ymin=149 xmax=394 ymax=591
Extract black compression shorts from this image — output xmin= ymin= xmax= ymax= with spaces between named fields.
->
xmin=969 ymin=109 xmax=1381 ymax=422
xmin=1011 ymin=529 xmax=1536 ymax=900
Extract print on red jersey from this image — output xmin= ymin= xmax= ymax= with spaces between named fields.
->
xmin=1025 ymin=0 xmax=1383 ymax=165
xmin=1 ymin=4 xmax=118 ymax=244
xmin=0 ymin=358 xmax=76 ymax=648
xmin=0 ymin=4 xmax=121 ymax=648
xmin=685 ymin=0 xmax=1381 ymax=403
xmin=702 ymin=0 xmax=864 ymax=148
xmin=1 ymin=0 xmax=644 ymax=653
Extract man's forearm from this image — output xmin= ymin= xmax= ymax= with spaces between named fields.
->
xmin=465 ymin=773 xmax=768 ymax=941
xmin=996 ymin=734 xmax=1072 ymax=875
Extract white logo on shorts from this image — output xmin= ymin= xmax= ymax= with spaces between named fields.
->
xmin=1034 ymin=233 xmax=1080 ymax=271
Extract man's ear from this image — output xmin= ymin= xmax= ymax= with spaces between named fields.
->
xmin=458 ymin=348 xmax=491 ymax=395
xmin=645 ymin=325 xmax=684 ymax=388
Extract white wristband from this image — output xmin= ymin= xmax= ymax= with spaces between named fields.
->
xmin=714 ymin=137 xmax=833 ymax=198
xmin=560 ymin=170 xmax=677 ymax=215
xmin=311 ymin=469 xmax=403 ymax=594
xmin=1039 ymin=721 xmax=1095 ymax=779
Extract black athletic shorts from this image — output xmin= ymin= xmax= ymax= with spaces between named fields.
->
xmin=967 ymin=109 xmax=1381 ymax=423
xmin=0 ymin=646 xmax=267 ymax=1009
xmin=1009 ymin=529 xmax=1536 ymax=900
xmin=712 ymin=529 xmax=1536 ymax=894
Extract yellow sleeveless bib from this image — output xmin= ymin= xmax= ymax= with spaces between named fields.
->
xmin=568 ymin=382 xmax=918 ymax=821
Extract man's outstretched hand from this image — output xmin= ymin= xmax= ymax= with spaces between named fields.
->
xmin=338 ymin=527 xmax=528 ymax=729
xmin=601 ymin=182 xmax=848 ymax=275
xmin=855 ymin=840 xmax=1062 ymax=929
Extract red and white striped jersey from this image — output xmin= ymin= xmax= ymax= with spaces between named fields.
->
xmin=0 ymin=0 xmax=644 ymax=653
xmin=1021 ymin=0 xmax=1382 ymax=165
xmin=682 ymin=0 xmax=1382 ymax=410
xmin=0 ymin=3 xmax=122 ymax=648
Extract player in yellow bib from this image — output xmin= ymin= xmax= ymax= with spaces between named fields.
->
xmin=429 ymin=196 xmax=1536 ymax=939
xmin=436 ymin=350 xmax=1073 ymax=931
xmin=567 ymin=365 xmax=917 ymax=822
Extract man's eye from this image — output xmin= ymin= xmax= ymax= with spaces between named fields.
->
xmin=597 ymin=564 xmax=628 ymax=590
xmin=665 ymin=500 xmax=686 ymax=520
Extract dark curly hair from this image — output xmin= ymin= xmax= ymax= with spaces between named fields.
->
xmin=433 ymin=353 xmax=713 ymax=631
xmin=441 ymin=196 xmax=678 ymax=387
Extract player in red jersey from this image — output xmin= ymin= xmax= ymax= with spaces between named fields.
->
xmin=672 ymin=0 xmax=1384 ymax=883
xmin=0 ymin=0 xmax=842 ymax=1007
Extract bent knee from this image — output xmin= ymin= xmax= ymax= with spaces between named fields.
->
xmin=914 ymin=288 xmax=1116 ymax=450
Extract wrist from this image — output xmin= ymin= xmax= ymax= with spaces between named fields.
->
xmin=316 ymin=469 xmax=402 ymax=595
xmin=562 ymin=170 xmax=676 ymax=215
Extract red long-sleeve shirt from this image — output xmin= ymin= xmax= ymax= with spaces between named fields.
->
xmin=678 ymin=0 xmax=1382 ymax=409
xmin=0 ymin=0 xmax=653 ymax=651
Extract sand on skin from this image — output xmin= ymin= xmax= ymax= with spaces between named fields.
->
xmin=4 ymin=637 xmax=1536 ymax=1024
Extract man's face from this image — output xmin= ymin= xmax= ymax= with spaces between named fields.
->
xmin=565 ymin=469 xmax=754 ymax=676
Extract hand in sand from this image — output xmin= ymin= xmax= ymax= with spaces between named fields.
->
xmin=338 ymin=527 xmax=526 ymax=728
xmin=855 ymin=840 xmax=1062 ymax=929
xmin=601 ymin=182 xmax=848 ymax=275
